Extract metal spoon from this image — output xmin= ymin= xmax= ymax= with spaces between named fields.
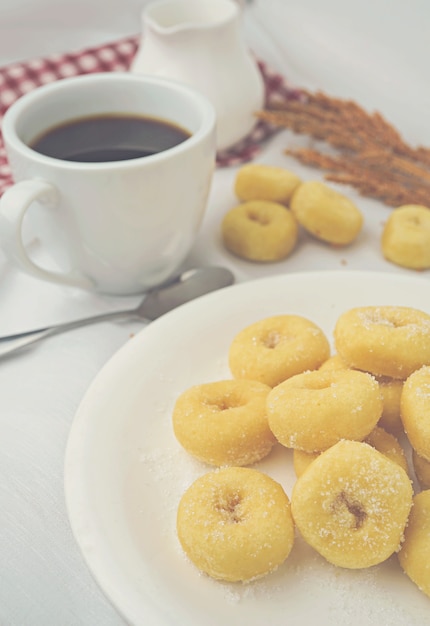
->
xmin=0 ymin=266 xmax=234 ymax=358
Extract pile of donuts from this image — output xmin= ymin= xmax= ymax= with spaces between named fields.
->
xmin=173 ymin=304 xmax=430 ymax=598
xmin=220 ymin=163 xmax=430 ymax=270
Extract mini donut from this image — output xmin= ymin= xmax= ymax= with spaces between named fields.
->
xmin=267 ymin=369 xmax=382 ymax=452
xmin=221 ymin=201 xmax=298 ymax=262
xmin=234 ymin=163 xmax=301 ymax=204
xmin=334 ymin=305 xmax=430 ymax=379
xmin=376 ymin=376 xmax=404 ymax=435
xmin=400 ymin=365 xmax=430 ymax=461
xmin=176 ymin=466 xmax=295 ymax=582
xmin=290 ymin=180 xmax=363 ymax=246
xmin=318 ymin=354 xmax=348 ymax=372
xmin=293 ymin=426 xmax=408 ymax=478
xmin=319 ymin=354 xmax=404 ymax=434
xmin=364 ymin=426 xmax=408 ymax=474
xmin=172 ymin=379 xmax=275 ymax=467
xmin=412 ymin=449 xmax=430 ymax=490
xmin=398 ymin=490 xmax=430 ymax=597
xmin=382 ymin=204 xmax=430 ymax=270
xmin=228 ymin=314 xmax=330 ymax=388
xmin=292 ymin=448 xmax=317 ymax=478
xmin=291 ymin=440 xmax=413 ymax=569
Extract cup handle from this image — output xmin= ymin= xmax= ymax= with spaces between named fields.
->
xmin=0 ymin=179 xmax=94 ymax=289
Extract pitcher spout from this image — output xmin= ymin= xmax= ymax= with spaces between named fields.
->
xmin=143 ymin=0 xmax=239 ymax=35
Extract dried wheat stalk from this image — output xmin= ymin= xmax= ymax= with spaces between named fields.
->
xmin=256 ymin=90 xmax=430 ymax=207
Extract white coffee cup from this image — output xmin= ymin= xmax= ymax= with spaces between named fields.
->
xmin=0 ymin=73 xmax=216 ymax=295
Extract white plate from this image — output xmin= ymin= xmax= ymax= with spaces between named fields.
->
xmin=64 ymin=270 xmax=430 ymax=626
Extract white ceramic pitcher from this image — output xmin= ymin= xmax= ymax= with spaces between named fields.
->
xmin=130 ymin=0 xmax=265 ymax=151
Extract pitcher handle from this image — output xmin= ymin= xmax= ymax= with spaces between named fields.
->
xmin=0 ymin=179 xmax=93 ymax=289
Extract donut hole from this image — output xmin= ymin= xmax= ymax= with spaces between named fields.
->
xmin=409 ymin=215 xmax=421 ymax=227
xmin=331 ymin=491 xmax=367 ymax=530
xmin=246 ymin=207 xmax=271 ymax=226
xmin=361 ymin=310 xmax=405 ymax=329
xmin=203 ymin=393 xmax=243 ymax=412
xmin=215 ymin=490 xmax=244 ymax=524
xmin=205 ymin=399 xmax=237 ymax=412
xmin=262 ymin=330 xmax=283 ymax=349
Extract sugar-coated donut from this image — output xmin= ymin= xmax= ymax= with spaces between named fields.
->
xmin=234 ymin=163 xmax=301 ymax=204
xmin=382 ymin=204 xmax=430 ymax=270
xmin=398 ymin=490 xmax=430 ymax=597
xmin=228 ymin=314 xmax=330 ymax=388
xmin=221 ymin=201 xmax=298 ymax=262
xmin=172 ymin=379 xmax=275 ymax=467
xmin=318 ymin=354 xmax=348 ymax=372
xmin=292 ymin=448 xmax=317 ymax=478
xmin=319 ymin=354 xmax=404 ymax=434
xmin=334 ymin=305 xmax=430 ymax=379
xmin=290 ymin=180 xmax=363 ymax=245
xmin=400 ymin=365 xmax=430 ymax=462
xmin=377 ymin=376 xmax=404 ymax=435
xmin=293 ymin=426 xmax=408 ymax=477
xmin=412 ymin=449 xmax=430 ymax=490
xmin=291 ymin=440 xmax=413 ymax=569
xmin=364 ymin=426 xmax=408 ymax=473
xmin=267 ymin=369 xmax=382 ymax=452
xmin=176 ymin=467 xmax=295 ymax=582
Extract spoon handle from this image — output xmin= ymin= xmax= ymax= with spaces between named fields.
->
xmin=0 ymin=309 xmax=137 ymax=358
xmin=0 ymin=265 xmax=234 ymax=358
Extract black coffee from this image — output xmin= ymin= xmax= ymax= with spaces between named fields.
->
xmin=30 ymin=114 xmax=191 ymax=162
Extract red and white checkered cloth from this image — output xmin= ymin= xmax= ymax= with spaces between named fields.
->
xmin=0 ymin=35 xmax=301 ymax=195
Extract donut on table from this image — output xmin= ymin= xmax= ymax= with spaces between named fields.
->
xmin=290 ymin=180 xmax=363 ymax=246
xmin=382 ymin=204 xmax=430 ymax=270
xmin=172 ymin=379 xmax=275 ymax=467
xmin=234 ymin=163 xmax=302 ymax=204
xmin=400 ymin=365 xmax=430 ymax=461
xmin=334 ymin=305 xmax=430 ymax=379
xmin=176 ymin=466 xmax=295 ymax=582
xmin=398 ymin=490 xmax=430 ymax=598
xmin=228 ymin=314 xmax=330 ymax=388
xmin=221 ymin=200 xmax=298 ymax=262
xmin=291 ymin=440 xmax=413 ymax=569
xmin=267 ymin=369 xmax=382 ymax=452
